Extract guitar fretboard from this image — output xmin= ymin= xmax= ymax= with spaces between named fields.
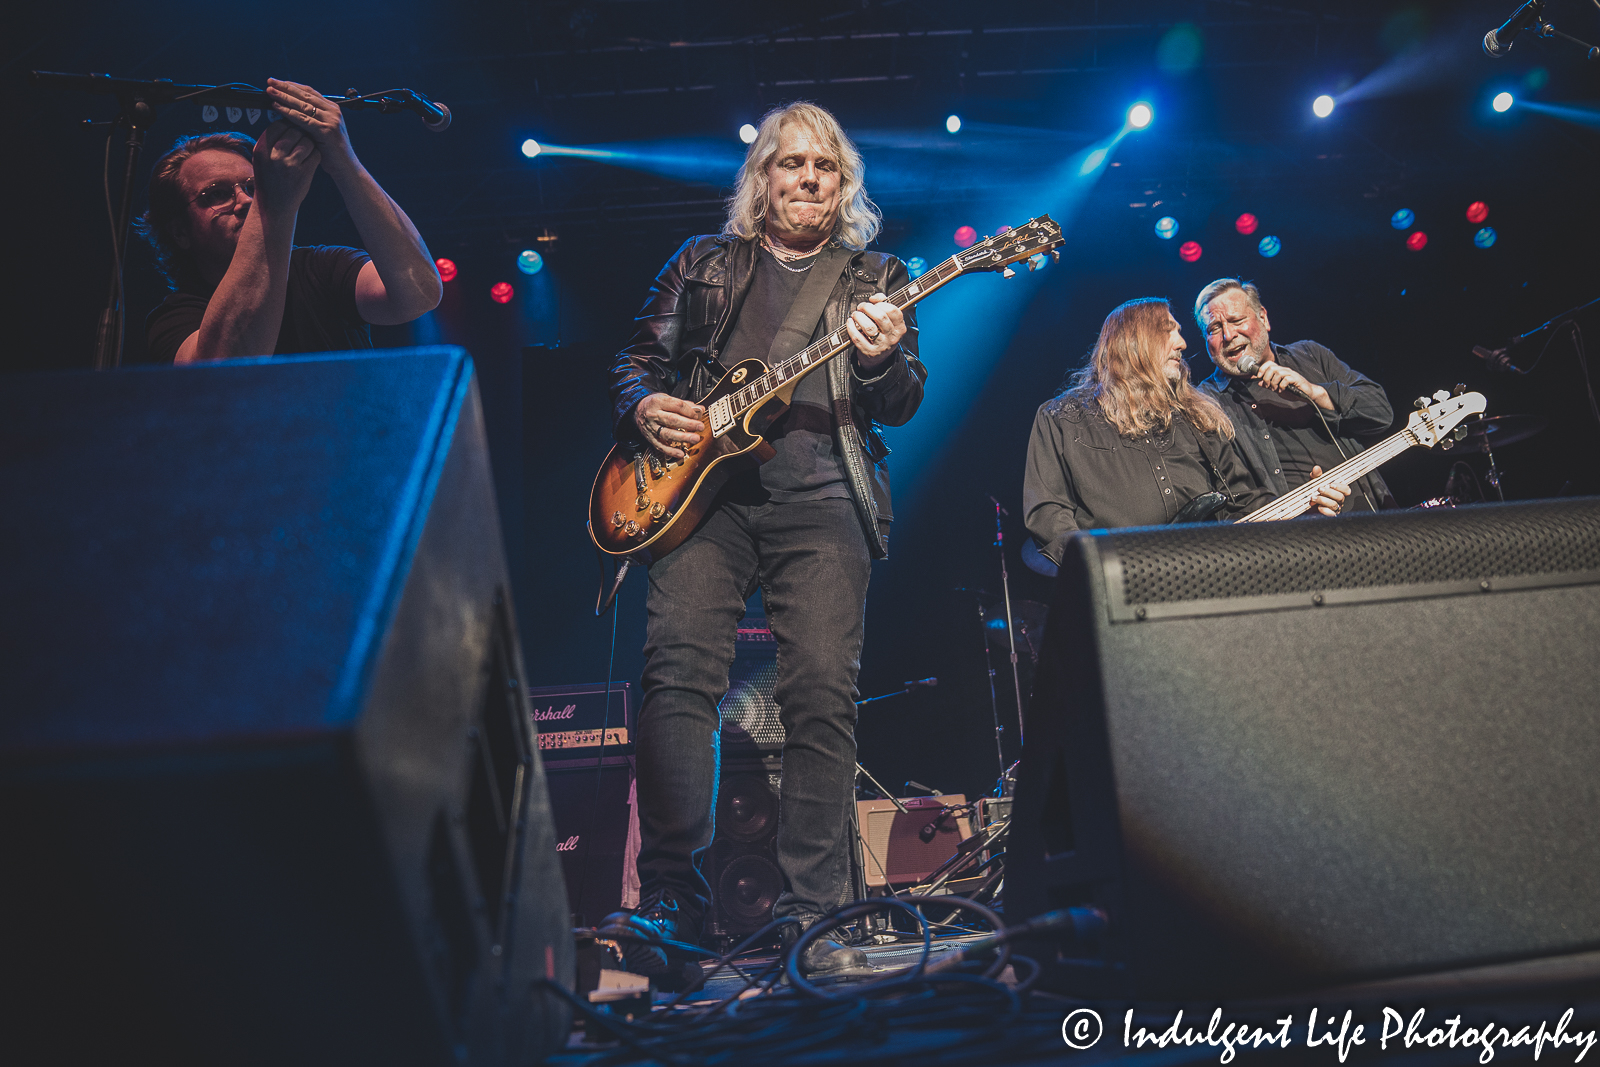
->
xmin=723 ymin=257 xmax=969 ymax=419
xmin=1236 ymin=430 xmax=1416 ymax=523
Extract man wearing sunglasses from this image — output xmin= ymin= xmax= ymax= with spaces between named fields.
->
xmin=140 ymin=78 xmax=441 ymax=364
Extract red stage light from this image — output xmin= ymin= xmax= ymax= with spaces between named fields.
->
xmin=954 ymin=225 xmax=978 ymax=248
xmin=1235 ymin=213 xmax=1258 ymax=235
xmin=1466 ymin=201 xmax=1489 ymax=224
xmin=490 ymin=282 xmax=515 ymax=303
xmin=436 ymin=258 xmax=457 ymax=283
xmin=1406 ymin=231 xmax=1428 ymax=251
xmin=1179 ymin=240 xmax=1203 ymax=263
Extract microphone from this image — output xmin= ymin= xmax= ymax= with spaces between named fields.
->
xmin=1473 ymin=344 xmax=1525 ymax=374
xmin=919 ymin=809 xmax=952 ymax=843
xmin=413 ymin=97 xmax=452 ymax=133
xmin=1484 ymin=0 xmax=1545 ymax=57
xmin=1236 ymin=353 xmax=1313 ymax=402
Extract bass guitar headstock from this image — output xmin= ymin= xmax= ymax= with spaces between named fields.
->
xmin=953 ymin=215 xmax=1064 ymax=278
xmin=1408 ymin=389 xmax=1488 ymax=448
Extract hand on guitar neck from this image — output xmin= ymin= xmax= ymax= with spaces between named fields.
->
xmin=1305 ymin=465 xmax=1351 ymax=517
xmin=634 ymin=393 xmax=707 ymax=461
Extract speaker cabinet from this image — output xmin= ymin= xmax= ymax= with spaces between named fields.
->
xmin=708 ymin=755 xmax=785 ymax=938
xmin=855 ymin=796 xmax=974 ymax=888
xmin=1009 ymin=499 xmax=1600 ymax=999
xmin=545 ymin=755 xmax=640 ymax=928
xmin=0 ymin=349 xmax=573 ymax=1065
xmin=720 ymin=617 xmax=785 ymax=753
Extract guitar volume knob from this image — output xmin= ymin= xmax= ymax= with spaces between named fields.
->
xmin=611 ymin=511 xmax=624 ymax=527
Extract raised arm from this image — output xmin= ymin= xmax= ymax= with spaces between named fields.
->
xmin=175 ymin=123 xmax=318 ymax=363
xmin=265 ymin=79 xmax=442 ymax=325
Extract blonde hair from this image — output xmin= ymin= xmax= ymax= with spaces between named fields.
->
xmin=1068 ymin=297 xmax=1235 ymax=439
xmin=722 ymin=102 xmax=882 ymax=250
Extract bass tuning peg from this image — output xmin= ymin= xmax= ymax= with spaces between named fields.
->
xmin=1002 ymin=267 xmax=1016 ymax=278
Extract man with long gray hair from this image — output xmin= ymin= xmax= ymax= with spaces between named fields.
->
xmin=604 ymin=102 xmax=925 ymax=983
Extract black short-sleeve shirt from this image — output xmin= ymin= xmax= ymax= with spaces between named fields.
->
xmin=145 ymin=245 xmax=373 ymax=364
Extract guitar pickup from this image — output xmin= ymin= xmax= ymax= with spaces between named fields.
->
xmin=708 ymin=396 xmax=734 ymax=437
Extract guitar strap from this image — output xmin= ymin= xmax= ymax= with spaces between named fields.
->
xmin=763 ymin=243 xmax=852 ymax=370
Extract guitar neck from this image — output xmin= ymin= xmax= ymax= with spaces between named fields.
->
xmin=727 ymin=258 xmax=967 ymax=419
xmin=1235 ymin=428 xmax=1416 ymax=523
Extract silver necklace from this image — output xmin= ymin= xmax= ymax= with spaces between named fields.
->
xmin=762 ymin=236 xmax=820 ymax=273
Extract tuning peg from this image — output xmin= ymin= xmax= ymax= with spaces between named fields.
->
xmin=1453 ymin=382 xmax=1467 ymax=397
xmin=1051 ymin=250 xmax=1060 ymax=262
xmin=1027 ymin=259 xmax=1040 ymax=272
xmin=1414 ymin=397 xmax=1430 ymax=410
xmin=1433 ymin=389 xmax=1450 ymax=402
xmin=1002 ymin=267 xmax=1016 ymax=278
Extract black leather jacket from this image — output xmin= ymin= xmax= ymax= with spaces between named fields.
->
xmin=609 ymin=235 xmax=926 ymax=558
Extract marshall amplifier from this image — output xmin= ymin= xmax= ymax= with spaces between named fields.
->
xmin=528 ymin=682 xmax=633 ymax=755
xmin=544 ymin=756 xmax=640 ymax=929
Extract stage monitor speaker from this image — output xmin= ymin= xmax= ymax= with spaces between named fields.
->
xmin=0 ymin=349 xmax=573 ymax=1066
xmin=708 ymin=755 xmax=785 ymax=938
xmin=1008 ymin=498 xmax=1600 ymax=999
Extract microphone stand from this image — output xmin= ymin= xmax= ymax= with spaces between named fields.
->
xmin=989 ymin=497 xmax=1027 ymax=753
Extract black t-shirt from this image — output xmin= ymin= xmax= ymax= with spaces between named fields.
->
xmin=1226 ymin=377 xmax=1376 ymax=512
xmin=145 ymin=245 xmax=373 ymax=364
xmin=719 ymin=247 xmax=850 ymax=502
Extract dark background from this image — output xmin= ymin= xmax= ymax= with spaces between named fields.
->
xmin=8 ymin=0 xmax=1599 ymax=800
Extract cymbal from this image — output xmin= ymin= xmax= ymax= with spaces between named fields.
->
xmin=1461 ymin=414 xmax=1547 ymax=449
xmin=977 ymin=595 xmax=1050 ymax=649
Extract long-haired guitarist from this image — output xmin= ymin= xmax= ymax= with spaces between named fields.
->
xmin=602 ymin=102 xmax=925 ymax=984
xmin=1023 ymin=298 xmax=1349 ymax=571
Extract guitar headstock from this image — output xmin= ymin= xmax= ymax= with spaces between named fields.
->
xmin=953 ymin=215 xmax=1064 ymax=277
xmin=1407 ymin=389 xmax=1488 ymax=448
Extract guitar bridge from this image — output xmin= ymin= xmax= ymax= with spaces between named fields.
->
xmin=707 ymin=396 xmax=734 ymax=437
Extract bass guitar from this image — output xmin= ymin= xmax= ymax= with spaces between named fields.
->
xmin=589 ymin=216 xmax=1066 ymax=562
xmin=1234 ymin=388 xmax=1486 ymax=522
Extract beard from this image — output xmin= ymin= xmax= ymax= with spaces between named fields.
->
xmin=1217 ymin=333 xmax=1269 ymax=376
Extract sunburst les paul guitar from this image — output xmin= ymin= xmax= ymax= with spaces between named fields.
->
xmin=588 ymin=216 xmax=1066 ymax=563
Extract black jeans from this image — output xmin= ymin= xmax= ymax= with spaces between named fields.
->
xmin=634 ymin=495 xmax=872 ymax=925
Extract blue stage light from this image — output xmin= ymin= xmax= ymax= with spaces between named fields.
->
xmin=517 ymin=250 xmax=544 ymax=275
xmin=1313 ymin=95 xmax=1336 ymax=118
xmin=739 ymin=124 xmax=757 ymax=144
xmin=1154 ymin=216 xmax=1179 ymax=240
xmin=907 ymin=256 xmax=928 ymax=279
xmin=521 ymin=139 xmax=541 ymax=158
xmin=1390 ymin=208 xmax=1414 ymax=230
xmin=945 ymin=114 xmax=962 ymax=134
xmin=1475 ymin=227 xmax=1498 ymax=249
xmin=1126 ymin=102 xmax=1153 ymax=130
xmin=1493 ymin=92 xmax=1514 ymax=113
xmin=1258 ymin=235 xmax=1281 ymax=258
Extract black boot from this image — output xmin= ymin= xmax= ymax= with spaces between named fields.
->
xmin=598 ymin=889 xmax=705 ymax=989
xmin=783 ymin=919 xmax=873 ymax=979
